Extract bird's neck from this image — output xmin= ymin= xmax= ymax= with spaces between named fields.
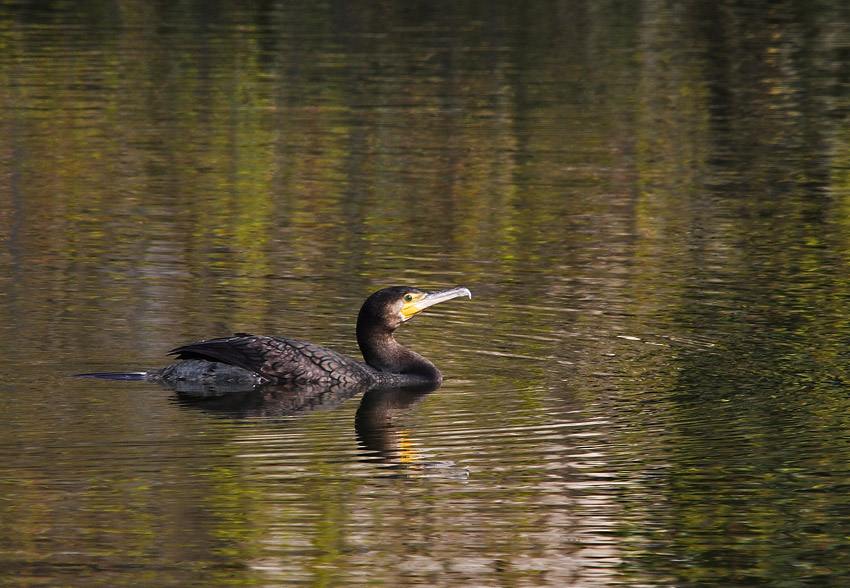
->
xmin=356 ymin=324 xmax=442 ymax=383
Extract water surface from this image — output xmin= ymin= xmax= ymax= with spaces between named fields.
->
xmin=3 ymin=1 xmax=850 ymax=586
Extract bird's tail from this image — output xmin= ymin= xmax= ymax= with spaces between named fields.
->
xmin=73 ymin=371 xmax=150 ymax=381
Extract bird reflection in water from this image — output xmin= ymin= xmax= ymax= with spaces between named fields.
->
xmin=170 ymin=378 xmax=374 ymax=418
xmin=171 ymin=379 xmax=468 ymax=477
xmin=356 ymin=384 xmax=469 ymax=478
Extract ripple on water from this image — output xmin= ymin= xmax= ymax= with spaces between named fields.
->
xmin=195 ymin=381 xmax=628 ymax=586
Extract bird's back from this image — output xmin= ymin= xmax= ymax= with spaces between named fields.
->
xmin=170 ymin=334 xmax=376 ymax=386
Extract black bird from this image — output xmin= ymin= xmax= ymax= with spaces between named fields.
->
xmin=77 ymin=286 xmax=471 ymax=388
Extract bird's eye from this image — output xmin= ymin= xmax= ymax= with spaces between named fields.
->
xmin=404 ymin=294 xmax=413 ymax=302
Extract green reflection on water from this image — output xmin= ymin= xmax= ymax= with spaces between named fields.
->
xmin=3 ymin=0 xmax=850 ymax=586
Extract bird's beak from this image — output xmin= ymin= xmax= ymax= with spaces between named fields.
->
xmin=400 ymin=286 xmax=472 ymax=321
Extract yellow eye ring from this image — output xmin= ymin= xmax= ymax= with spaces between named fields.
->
xmin=404 ymin=294 xmax=413 ymax=302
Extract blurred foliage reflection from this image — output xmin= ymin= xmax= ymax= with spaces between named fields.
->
xmin=3 ymin=0 xmax=850 ymax=586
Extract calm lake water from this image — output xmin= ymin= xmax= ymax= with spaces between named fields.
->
xmin=4 ymin=1 xmax=850 ymax=586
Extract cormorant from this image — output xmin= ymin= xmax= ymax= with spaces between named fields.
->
xmin=77 ymin=286 xmax=471 ymax=388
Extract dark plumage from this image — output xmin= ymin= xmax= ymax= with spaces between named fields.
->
xmin=169 ymin=334 xmax=375 ymax=385
xmin=77 ymin=286 xmax=471 ymax=388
